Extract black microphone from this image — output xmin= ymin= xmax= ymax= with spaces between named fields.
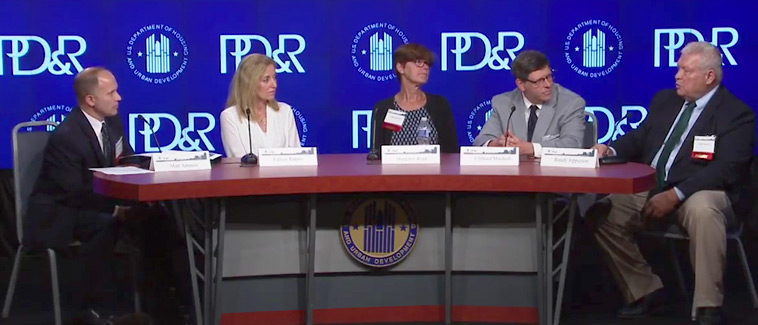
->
xmin=599 ymin=113 xmax=630 ymax=165
xmin=366 ymin=108 xmax=383 ymax=161
xmin=240 ymin=108 xmax=258 ymax=166
xmin=501 ymin=105 xmax=516 ymax=145
xmin=138 ymin=114 xmax=162 ymax=153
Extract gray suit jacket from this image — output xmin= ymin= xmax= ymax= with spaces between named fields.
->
xmin=473 ymin=83 xmax=586 ymax=148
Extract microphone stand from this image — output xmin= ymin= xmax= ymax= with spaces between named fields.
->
xmin=366 ymin=108 xmax=382 ymax=161
xmin=240 ymin=108 xmax=258 ymax=166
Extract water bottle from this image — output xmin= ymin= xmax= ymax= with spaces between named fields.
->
xmin=416 ymin=117 xmax=431 ymax=145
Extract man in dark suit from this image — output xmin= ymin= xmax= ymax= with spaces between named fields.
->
xmin=24 ymin=67 xmax=135 ymax=324
xmin=589 ymin=42 xmax=755 ymax=325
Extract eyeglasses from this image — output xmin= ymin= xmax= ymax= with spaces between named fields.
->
xmin=525 ymin=73 xmax=554 ymax=86
xmin=412 ymin=59 xmax=431 ymax=67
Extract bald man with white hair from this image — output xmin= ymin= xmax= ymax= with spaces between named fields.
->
xmin=590 ymin=42 xmax=756 ymax=325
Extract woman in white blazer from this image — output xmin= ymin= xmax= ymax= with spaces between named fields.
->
xmin=220 ymin=53 xmax=300 ymax=157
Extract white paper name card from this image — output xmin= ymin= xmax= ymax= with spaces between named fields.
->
xmin=692 ymin=135 xmax=716 ymax=160
xmin=381 ymin=145 xmax=440 ymax=164
xmin=258 ymin=147 xmax=318 ymax=166
xmin=540 ymin=147 xmax=598 ymax=169
xmin=459 ymin=146 xmax=519 ymax=166
xmin=151 ymin=150 xmax=211 ymax=172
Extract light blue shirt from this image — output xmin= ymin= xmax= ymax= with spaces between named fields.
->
xmin=651 ymin=85 xmax=719 ymax=200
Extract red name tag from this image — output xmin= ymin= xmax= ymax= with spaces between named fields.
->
xmin=691 ymin=152 xmax=714 ymax=160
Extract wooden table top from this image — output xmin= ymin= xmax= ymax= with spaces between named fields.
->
xmin=93 ymin=154 xmax=655 ymax=201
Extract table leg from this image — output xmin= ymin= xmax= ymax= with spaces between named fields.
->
xmin=171 ymin=198 xmax=225 ymax=325
xmin=535 ymin=194 xmax=546 ymax=325
xmin=172 ymin=200 xmax=203 ymax=325
xmin=306 ymin=195 xmax=317 ymax=325
xmin=203 ymin=201 xmax=213 ymax=325
xmin=214 ymin=200 xmax=227 ymax=325
xmin=546 ymin=197 xmax=554 ymax=325
xmin=444 ymin=192 xmax=452 ymax=325
xmin=553 ymin=194 xmax=577 ymax=325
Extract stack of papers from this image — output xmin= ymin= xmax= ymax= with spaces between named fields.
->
xmin=89 ymin=166 xmax=154 ymax=175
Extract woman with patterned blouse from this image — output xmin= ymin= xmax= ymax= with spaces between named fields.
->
xmin=370 ymin=43 xmax=459 ymax=153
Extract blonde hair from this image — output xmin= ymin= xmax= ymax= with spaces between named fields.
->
xmin=225 ymin=54 xmax=279 ymax=121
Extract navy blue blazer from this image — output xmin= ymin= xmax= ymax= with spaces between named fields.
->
xmin=611 ymin=86 xmax=755 ymax=203
xmin=23 ymin=107 xmax=134 ymax=250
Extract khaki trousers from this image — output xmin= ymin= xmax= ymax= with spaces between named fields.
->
xmin=587 ymin=190 xmax=733 ymax=308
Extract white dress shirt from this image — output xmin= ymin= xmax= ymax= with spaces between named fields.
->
xmin=81 ymin=108 xmax=106 ymax=152
xmin=220 ymin=102 xmax=301 ymax=157
xmin=522 ymin=94 xmax=544 ymax=157
xmin=82 ymin=108 xmax=121 ymax=216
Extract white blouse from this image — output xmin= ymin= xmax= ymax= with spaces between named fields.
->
xmin=220 ymin=102 xmax=301 ymax=157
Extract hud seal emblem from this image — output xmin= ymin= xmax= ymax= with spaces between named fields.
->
xmin=341 ymin=198 xmax=418 ymax=267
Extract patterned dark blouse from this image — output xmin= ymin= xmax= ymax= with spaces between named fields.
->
xmin=389 ymin=102 xmax=439 ymax=146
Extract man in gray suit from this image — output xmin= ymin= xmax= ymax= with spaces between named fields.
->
xmin=473 ymin=50 xmax=586 ymax=156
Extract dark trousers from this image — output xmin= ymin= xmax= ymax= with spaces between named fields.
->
xmin=138 ymin=206 xmax=189 ymax=316
xmin=69 ymin=205 xmax=190 ymax=319
xmin=72 ymin=211 xmax=118 ymax=310
xmin=132 ymin=204 xmax=191 ymax=322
